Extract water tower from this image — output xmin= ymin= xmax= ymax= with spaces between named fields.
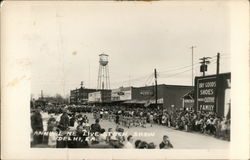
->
xmin=97 ymin=54 xmax=110 ymax=89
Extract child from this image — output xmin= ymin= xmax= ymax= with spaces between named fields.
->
xmin=48 ymin=127 xmax=58 ymax=148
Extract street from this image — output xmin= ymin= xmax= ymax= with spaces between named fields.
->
xmin=76 ymin=113 xmax=229 ymax=149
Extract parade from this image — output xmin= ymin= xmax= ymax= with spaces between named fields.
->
xmin=30 ymin=102 xmax=230 ymax=149
xmin=30 ymin=54 xmax=231 ymax=149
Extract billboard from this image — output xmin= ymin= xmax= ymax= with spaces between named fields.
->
xmin=194 ymin=73 xmax=231 ymax=117
xmin=111 ymin=87 xmax=132 ymax=101
xmin=196 ymin=76 xmax=216 ymax=111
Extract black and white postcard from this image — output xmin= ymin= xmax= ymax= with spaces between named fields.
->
xmin=1 ymin=0 xmax=249 ymax=160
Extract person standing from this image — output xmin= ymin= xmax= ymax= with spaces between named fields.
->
xmin=149 ymin=113 xmax=154 ymax=127
xmin=31 ymin=108 xmax=44 ymax=145
xmin=48 ymin=127 xmax=58 ymax=148
xmin=100 ymin=109 xmax=104 ymax=119
xmin=58 ymin=109 xmax=70 ymax=131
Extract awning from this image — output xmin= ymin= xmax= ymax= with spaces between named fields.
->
xmin=182 ymin=90 xmax=194 ymax=100
xmin=123 ymin=98 xmax=163 ymax=105
xmin=123 ymin=100 xmax=148 ymax=104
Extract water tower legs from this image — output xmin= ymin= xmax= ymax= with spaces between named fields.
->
xmin=97 ymin=64 xmax=110 ymax=89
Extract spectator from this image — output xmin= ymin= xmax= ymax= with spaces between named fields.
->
xmin=159 ymin=135 xmax=173 ymax=149
xmin=58 ymin=109 xmax=70 ymax=131
xmin=69 ymin=114 xmax=76 ymax=127
xmin=148 ymin=142 xmax=156 ymax=149
xmin=124 ymin=135 xmax=134 ymax=149
xmin=75 ymin=125 xmax=89 ymax=148
xmin=220 ymin=118 xmax=227 ymax=139
xmin=149 ymin=113 xmax=154 ymax=127
xmin=48 ymin=126 xmax=58 ymax=148
xmin=91 ymin=119 xmax=101 ymax=133
xmin=134 ymin=140 xmax=141 ymax=149
xmin=47 ymin=116 xmax=56 ymax=132
xmin=31 ymin=108 xmax=44 ymax=132
xmin=98 ymin=128 xmax=107 ymax=142
xmin=31 ymin=108 xmax=44 ymax=144
xmin=138 ymin=141 xmax=148 ymax=149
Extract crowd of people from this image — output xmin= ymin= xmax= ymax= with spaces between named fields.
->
xmin=90 ymin=105 xmax=230 ymax=141
xmin=31 ymin=105 xmax=174 ymax=149
xmin=31 ymin=103 xmax=230 ymax=149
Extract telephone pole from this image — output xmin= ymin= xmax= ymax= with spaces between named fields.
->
xmin=214 ymin=53 xmax=220 ymax=113
xmin=190 ymin=46 xmax=196 ymax=86
xmin=216 ymin=53 xmax=220 ymax=75
xmin=154 ymin=68 xmax=158 ymax=109
xmin=41 ymin=90 xmax=43 ymax=99
xmin=80 ymin=81 xmax=84 ymax=88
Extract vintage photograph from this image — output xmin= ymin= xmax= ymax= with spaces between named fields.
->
xmin=29 ymin=1 xmax=232 ymax=149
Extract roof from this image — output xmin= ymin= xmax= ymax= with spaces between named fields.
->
xmin=99 ymin=53 xmax=109 ymax=57
xmin=195 ymin=72 xmax=231 ymax=79
xmin=133 ymin=84 xmax=193 ymax=89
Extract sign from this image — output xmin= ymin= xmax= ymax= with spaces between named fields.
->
xmin=140 ymin=90 xmax=154 ymax=96
xmin=111 ymin=88 xmax=132 ymax=101
xmin=196 ymin=76 xmax=216 ymax=111
xmin=117 ymin=92 xmax=125 ymax=95
xmin=120 ymin=90 xmax=132 ymax=100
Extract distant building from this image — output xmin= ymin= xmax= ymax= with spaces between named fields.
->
xmin=111 ymin=84 xmax=193 ymax=111
xmin=70 ymin=87 xmax=101 ymax=105
xmin=111 ymin=86 xmax=133 ymax=101
xmin=133 ymin=84 xmax=193 ymax=110
xmin=181 ymin=90 xmax=194 ymax=110
xmin=88 ymin=90 xmax=112 ymax=103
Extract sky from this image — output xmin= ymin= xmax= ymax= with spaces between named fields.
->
xmin=25 ymin=1 xmax=231 ymax=98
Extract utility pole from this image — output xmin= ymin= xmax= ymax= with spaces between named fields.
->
xmin=154 ymin=68 xmax=158 ymax=109
xmin=80 ymin=81 xmax=84 ymax=88
xmin=41 ymin=90 xmax=43 ymax=99
xmin=190 ymin=46 xmax=196 ymax=86
xmin=216 ymin=53 xmax=220 ymax=75
xmin=199 ymin=57 xmax=211 ymax=76
xmin=214 ymin=53 xmax=220 ymax=113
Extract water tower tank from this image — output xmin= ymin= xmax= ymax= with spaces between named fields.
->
xmin=99 ymin=54 xmax=109 ymax=66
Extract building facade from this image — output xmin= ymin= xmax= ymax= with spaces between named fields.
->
xmin=70 ymin=87 xmax=101 ymax=104
xmin=88 ymin=90 xmax=112 ymax=103
xmin=110 ymin=84 xmax=193 ymax=110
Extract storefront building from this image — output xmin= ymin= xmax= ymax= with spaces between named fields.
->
xmin=88 ymin=90 xmax=112 ymax=103
xmin=70 ymin=87 xmax=101 ymax=104
xmin=110 ymin=84 xmax=193 ymax=111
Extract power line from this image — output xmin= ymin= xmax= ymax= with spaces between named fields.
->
xmin=111 ymin=73 xmax=152 ymax=85
xmin=159 ymin=62 xmax=200 ymax=73
xmin=144 ymin=73 xmax=154 ymax=85
xmin=159 ymin=61 xmax=217 ymax=79
xmin=145 ymin=75 xmax=154 ymax=86
xmin=159 ymin=63 xmax=201 ymax=76
xmin=160 ymin=67 xmax=196 ymax=79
